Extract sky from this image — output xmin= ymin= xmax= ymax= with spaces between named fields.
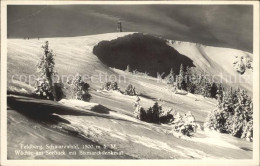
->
xmin=7 ymin=5 xmax=253 ymax=52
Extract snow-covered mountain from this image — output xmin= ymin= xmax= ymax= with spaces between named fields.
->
xmin=7 ymin=32 xmax=253 ymax=159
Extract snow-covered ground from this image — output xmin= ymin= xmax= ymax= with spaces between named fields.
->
xmin=7 ymin=32 xmax=253 ymax=159
xmin=168 ymin=40 xmax=253 ymax=94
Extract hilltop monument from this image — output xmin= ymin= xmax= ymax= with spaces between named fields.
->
xmin=117 ymin=20 xmax=122 ymax=32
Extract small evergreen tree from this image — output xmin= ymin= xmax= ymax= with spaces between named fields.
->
xmin=151 ymin=102 xmax=161 ymax=122
xmin=177 ymin=64 xmax=187 ymax=90
xmin=210 ymin=82 xmax=218 ymax=98
xmin=203 ymin=78 xmax=212 ymax=97
xmin=126 ymin=65 xmax=131 ymax=72
xmin=111 ymin=81 xmax=119 ymax=90
xmin=171 ymin=111 xmax=197 ymax=136
xmin=34 ymin=41 xmax=56 ymax=100
xmin=205 ymin=88 xmax=253 ymax=141
xmin=192 ymin=71 xmax=201 ymax=94
xmin=186 ymin=66 xmax=196 ymax=93
xmin=67 ymin=74 xmax=91 ymax=101
xmin=179 ymin=64 xmax=185 ymax=77
xmin=125 ymin=83 xmax=136 ymax=96
xmin=102 ymin=81 xmax=119 ymax=91
xmin=165 ymin=68 xmax=175 ymax=84
xmin=216 ymin=84 xmax=224 ymax=103
xmin=102 ymin=81 xmax=111 ymax=91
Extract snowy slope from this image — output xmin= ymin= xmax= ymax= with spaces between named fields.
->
xmin=7 ymin=32 xmax=253 ymax=159
xmin=7 ymin=32 xmax=134 ymax=93
xmin=7 ymin=95 xmax=252 ymax=159
xmin=8 ymin=32 xmax=253 ymax=94
xmin=168 ymin=40 xmax=253 ymax=94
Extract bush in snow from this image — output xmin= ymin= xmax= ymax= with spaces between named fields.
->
xmin=134 ymin=101 xmax=162 ymax=123
xmin=146 ymin=102 xmax=161 ymax=123
xmin=159 ymin=107 xmax=174 ymax=124
xmin=125 ymin=83 xmax=136 ymax=96
xmin=204 ymin=88 xmax=253 ymax=141
xmin=133 ymin=100 xmax=198 ymax=136
xmin=102 ymin=81 xmax=111 ymax=91
xmin=233 ymin=56 xmax=246 ymax=74
xmin=34 ymin=78 xmax=53 ymax=100
xmin=101 ymin=81 xmax=120 ymax=91
xmin=67 ymin=74 xmax=91 ymax=101
xmin=111 ymin=82 xmax=119 ymax=90
xmin=53 ymin=81 xmax=66 ymax=101
xmin=246 ymin=58 xmax=253 ymax=70
xmin=241 ymin=120 xmax=253 ymax=142
xmin=133 ymin=104 xmax=147 ymax=121
xmin=170 ymin=111 xmax=198 ymax=136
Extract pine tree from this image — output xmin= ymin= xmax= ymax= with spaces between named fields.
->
xmin=205 ymin=87 xmax=253 ymax=141
xmin=216 ymin=84 xmax=224 ymax=104
xmin=210 ymin=82 xmax=218 ymax=98
xmin=186 ymin=66 xmax=195 ymax=93
xmin=199 ymin=73 xmax=212 ymax=97
xmin=126 ymin=65 xmax=131 ymax=72
xmin=192 ymin=71 xmax=201 ymax=94
xmin=34 ymin=41 xmax=56 ymax=100
xmin=179 ymin=64 xmax=184 ymax=77
xmin=165 ymin=68 xmax=175 ymax=84
xmin=177 ymin=64 xmax=187 ymax=90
